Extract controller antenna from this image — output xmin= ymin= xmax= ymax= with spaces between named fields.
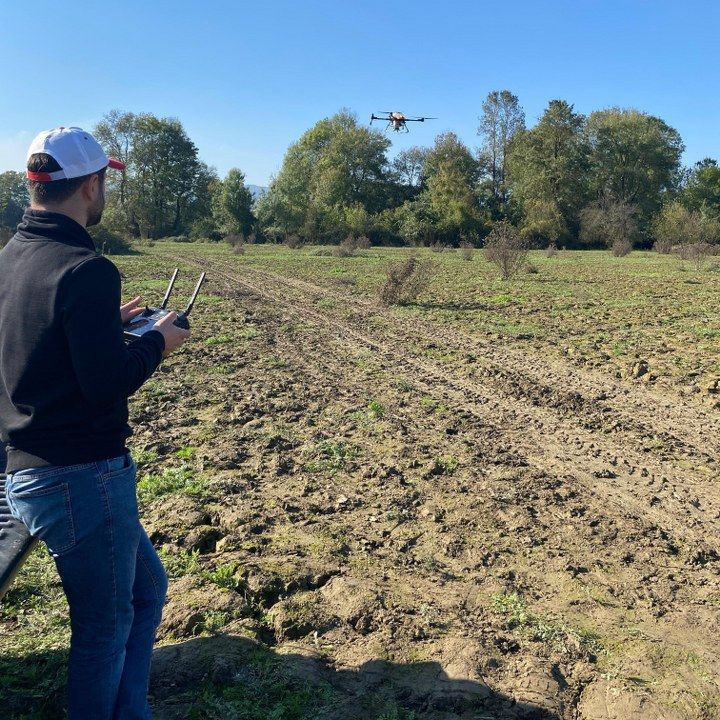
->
xmin=183 ymin=272 xmax=206 ymax=317
xmin=161 ymin=268 xmax=180 ymax=309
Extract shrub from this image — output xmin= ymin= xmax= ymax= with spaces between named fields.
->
xmin=225 ymin=233 xmax=245 ymax=254
xmin=459 ymin=241 xmax=474 ymax=261
xmin=652 ymin=202 xmax=720 ymax=253
xmin=544 ymin=243 xmax=558 ymax=258
xmin=332 ymin=236 xmax=357 ymax=258
xmin=484 ymin=221 xmax=529 ymax=280
xmin=379 ymin=255 xmax=434 ymax=305
xmin=189 ymin=217 xmax=221 ymax=242
xmin=283 ymin=234 xmax=302 ymax=249
xmin=579 ymin=194 xmax=639 ymax=252
xmin=88 ymin=225 xmax=133 ymax=255
xmin=430 ymin=241 xmax=447 ymax=253
xmin=611 ymin=238 xmax=633 ymax=257
xmin=678 ymin=242 xmax=715 ymax=270
xmin=355 ymin=235 xmax=371 ymax=250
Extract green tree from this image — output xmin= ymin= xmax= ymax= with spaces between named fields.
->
xmin=94 ymin=111 xmax=216 ymax=239
xmin=212 ymin=168 xmax=255 ymax=237
xmin=477 ymin=90 xmax=525 ymax=206
xmin=0 ymin=171 xmax=29 ymax=238
xmin=507 ymin=100 xmax=589 ymax=243
xmin=681 ymin=159 xmax=720 ymax=217
xmin=415 ymin=133 xmax=484 ymax=243
xmin=585 ymin=108 xmax=683 ymax=225
xmin=256 ymin=110 xmax=391 ymax=242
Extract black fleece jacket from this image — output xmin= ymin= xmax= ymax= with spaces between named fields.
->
xmin=0 ymin=210 xmax=165 ymax=472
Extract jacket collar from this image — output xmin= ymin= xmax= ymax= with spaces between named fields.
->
xmin=16 ymin=209 xmax=96 ymax=252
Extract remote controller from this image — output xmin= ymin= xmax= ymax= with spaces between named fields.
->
xmin=123 ymin=268 xmax=206 ymax=342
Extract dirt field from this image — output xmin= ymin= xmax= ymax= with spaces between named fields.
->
xmin=2 ymin=243 xmax=720 ymax=719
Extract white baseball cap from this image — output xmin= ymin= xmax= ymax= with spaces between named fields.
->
xmin=26 ymin=126 xmax=125 ymax=182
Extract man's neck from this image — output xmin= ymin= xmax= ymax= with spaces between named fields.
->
xmin=30 ymin=202 xmax=87 ymax=228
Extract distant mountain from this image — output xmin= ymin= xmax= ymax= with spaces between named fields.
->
xmin=247 ymin=184 xmax=267 ymax=201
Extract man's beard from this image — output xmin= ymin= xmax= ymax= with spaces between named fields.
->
xmin=87 ymin=196 xmax=105 ymax=227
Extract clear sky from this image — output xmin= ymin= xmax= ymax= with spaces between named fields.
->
xmin=1 ymin=0 xmax=718 ymax=186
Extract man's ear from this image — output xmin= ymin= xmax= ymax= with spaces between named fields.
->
xmin=81 ymin=173 xmax=99 ymax=202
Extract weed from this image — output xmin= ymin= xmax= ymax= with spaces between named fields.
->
xmin=367 ymin=400 xmax=385 ymax=419
xmin=188 ymin=649 xmax=335 ymax=720
xmin=175 ymin=446 xmax=198 ymax=460
xmin=205 ymin=335 xmax=233 ymax=346
xmin=490 ymin=593 xmax=604 ymax=656
xmin=137 ymin=465 xmax=208 ymax=503
xmin=130 ymin=447 xmax=158 ymax=467
xmin=204 ymin=562 xmax=241 ymax=591
xmin=304 ymin=439 xmax=358 ymax=473
xmin=159 ymin=547 xmax=202 ymax=578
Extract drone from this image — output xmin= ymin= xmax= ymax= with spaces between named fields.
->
xmin=370 ymin=111 xmax=436 ymax=133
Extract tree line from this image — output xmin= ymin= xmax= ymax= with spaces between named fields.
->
xmin=1 ymin=94 xmax=719 ymax=251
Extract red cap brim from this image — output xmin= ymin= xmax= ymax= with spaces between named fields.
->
xmin=108 ymin=157 xmax=126 ymax=170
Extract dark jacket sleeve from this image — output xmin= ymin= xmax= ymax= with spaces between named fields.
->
xmin=61 ymin=256 xmax=165 ymax=410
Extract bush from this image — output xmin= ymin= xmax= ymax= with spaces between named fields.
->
xmin=677 ymin=242 xmax=716 ymax=270
xmin=544 ymin=243 xmax=558 ymax=258
xmin=189 ymin=217 xmax=222 ymax=242
xmin=355 ymin=235 xmax=371 ymax=250
xmin=283 ymin=234 xmax=302 ymax=249
xmin=652 ymin=202 xmax=720 ymax=253
xmin=579 ymin=194 xmax=639 ymax=252
xmin=611 ymin=238 xmax=633 ymax=257
xmin=459 ymin=241 xmax=474 ymax=261
xmin=225 ymin=233 xmax=244 ymax=250
xmin=332 ymin=236 xmax=357 ymax=258
xmin=379 ymin=255 xmax=434 ymax=306
xmin=88 ymin=225 xmax=133 ymax=254
xmin=484 ymin=221 xmax=529 ymax=280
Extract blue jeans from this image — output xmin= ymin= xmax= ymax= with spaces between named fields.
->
xmin=6 ymin=453 xmax=168 ymax=719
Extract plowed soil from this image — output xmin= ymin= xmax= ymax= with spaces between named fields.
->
xmin=2 ymin=244 xmax=719 ymax=720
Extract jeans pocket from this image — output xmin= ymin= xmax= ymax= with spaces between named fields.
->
xmin=7 ymin=481 xmax=76 ymax=556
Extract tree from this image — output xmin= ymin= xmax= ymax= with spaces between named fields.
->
xmin=507 ymin=100 xmax=589 ymax=243
xmin=392 ymin=147 xmax=428 ymax=189
xmin=585 ymin=108 xmax=683 ymax=226
xmin=414 ymin=133 xmax=485 ymax=243
xmin=682 ymin=159 xmax=720 ymax=217
xmin=0 ymin=171 xmax=29 ymax=236
xmin=212 ymin=168 xmax=255 ymax=237
xmin=477 ymin=90 xmax=525 ymax=204
xmin=256 ymin=110 xmax=391 ymax=242
xmin=94 ymin=111 xmax=216 ymax=239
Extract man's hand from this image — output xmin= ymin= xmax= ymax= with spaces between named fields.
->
xmin=120 ymin=297 xmax=144 ymax=324
xmin=155 ymin=311 xmax=191 ymax=357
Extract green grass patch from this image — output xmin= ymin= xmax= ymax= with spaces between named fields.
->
xmin=137 ymin=465 xmax=208 ymax=503
xmin=188 ymin=649 xmax=336 ymax=720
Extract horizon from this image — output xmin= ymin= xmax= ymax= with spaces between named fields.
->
xmin=1 ymin=1 xmax=719 ymax=186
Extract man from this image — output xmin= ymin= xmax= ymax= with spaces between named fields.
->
xmin=0 ymin=127 xmax=189 ymax=719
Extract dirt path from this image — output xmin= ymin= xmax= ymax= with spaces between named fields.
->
xmin=156 ymin=250 xmax=720 ymax=719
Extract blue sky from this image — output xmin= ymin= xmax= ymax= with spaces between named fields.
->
xmin=1 ymin=1 xmax=718 ymax=186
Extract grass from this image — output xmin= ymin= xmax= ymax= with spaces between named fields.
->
xmin=303 ymin=439 xmax=358 ymax=473
xmin=490 ymin=592 xmax=604 ymax=657
xmin=188 ymin=648 xmax=336 ymax=720
xmin=137 ymin=464 xmax=210 ymax=503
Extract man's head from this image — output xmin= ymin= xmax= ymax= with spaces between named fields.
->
xmin=26 ymin=127 xmax=124 ymax=228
